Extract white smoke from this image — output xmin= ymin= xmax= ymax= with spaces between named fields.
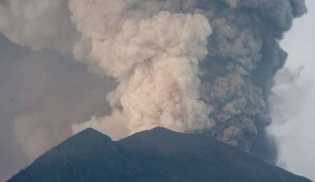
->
xmin=1 ymin=0 xmax=213 ymax=140
xmin=69 ymin=0 xmax=213 ymax=139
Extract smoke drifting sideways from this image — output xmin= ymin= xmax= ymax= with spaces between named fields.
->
xmin=0 ymin=34 xmax=117 ymax=181
xmin=271 ymin=67 xmax=315 ymax=180
xmin=0 ymin=0 xmax=307 ymax=178
xmin=270 ymin=0 xmax=315 ymax=179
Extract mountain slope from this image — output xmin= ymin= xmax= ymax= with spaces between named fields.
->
xmin=8 ymin=128 xmax=311 ymax=182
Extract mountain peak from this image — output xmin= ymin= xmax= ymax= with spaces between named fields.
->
xmin=72 ymin=128 xmax=112 ymax=142
xmin=9 ymin=127 xmax=311 ymax=182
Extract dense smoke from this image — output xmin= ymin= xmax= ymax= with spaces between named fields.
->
xmin=0 ymin=1 xmax=307 ymax=179
xmin=69 ymin=0 xmax=213 ymax=139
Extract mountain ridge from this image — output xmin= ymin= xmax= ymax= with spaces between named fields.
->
xmin=8 ymin=128 xmax=312 ymax=182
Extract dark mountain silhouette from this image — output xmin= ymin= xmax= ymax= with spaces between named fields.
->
xmin=8 ymin=128 xmax=311 ymax=182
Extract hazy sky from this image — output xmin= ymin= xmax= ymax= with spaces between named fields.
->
xmin=271 ymin=0 xmax=315 ymax=180
xmin=0 ymin=36 xmax=113 ymax=181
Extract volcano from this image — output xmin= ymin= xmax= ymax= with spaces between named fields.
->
xmin=8 ymin=128 xmax=311 ymax=182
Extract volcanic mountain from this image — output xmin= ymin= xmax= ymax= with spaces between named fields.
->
xmin=8 ymin=128 xmax=311 ymax=182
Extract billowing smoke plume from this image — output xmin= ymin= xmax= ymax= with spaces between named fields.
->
xmin=69 ymin=0 xmax=213 ymax=139
xmin=0 ymin=0 xmax=307 ymax=172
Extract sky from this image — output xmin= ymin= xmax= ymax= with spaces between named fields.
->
xmin=270 ymin=0 xmax=315 ymax=179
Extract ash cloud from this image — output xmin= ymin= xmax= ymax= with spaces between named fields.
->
xmin=70 ymin=0 xmax=213 ymax=139
xmin=0 ymin=0 xmax=307 ymax=180
xmin=198 ymin=0 xmax=306 ymax=157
